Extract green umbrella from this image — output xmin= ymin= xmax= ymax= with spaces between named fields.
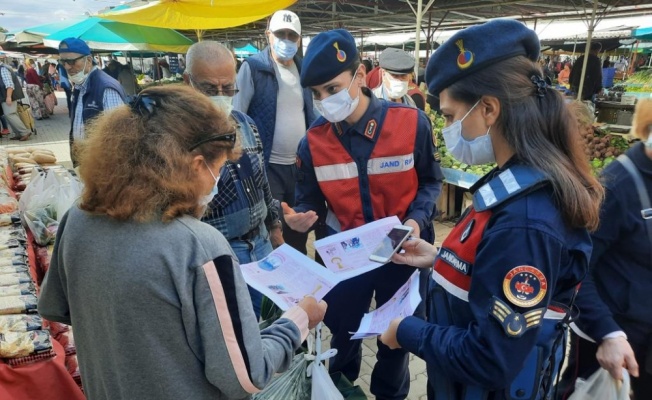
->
xmin=43 ymin=17 xmax=194 ymax=53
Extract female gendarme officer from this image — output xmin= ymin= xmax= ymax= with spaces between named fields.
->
xmin=282 ymin=29 xmax=443 ymax=399
xmin=379 ymin=20 xmax=604 ymax=399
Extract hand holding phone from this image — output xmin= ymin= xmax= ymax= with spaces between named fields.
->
xmin=369 ymin=225 xmax=414 ymax=264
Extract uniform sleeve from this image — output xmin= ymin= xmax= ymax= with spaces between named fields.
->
xmin=404 ymin=110 xmax=443 ymax=232
xmin=573 ymin=185 xmax=628 ymax=340
xmin=293 ymin=135 xmax=328 ymax=218
xmin=233 ymin=62 xmax=254 ymax=114
xmin=187 ymin=254 xmax=308 ymax=398
xmin=38 ymin=212 xmax=72 ymax=325
xmin=396 ymin=225 xmax=564 ymax=389
xmin=102 ymin=88 xmax=125 ymax=110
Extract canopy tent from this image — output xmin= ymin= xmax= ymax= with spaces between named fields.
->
xmin=632 ymin=26 xmax=652 ymax=41
xmin=43 ymin=17 xmax=194 ymax=53
xmin=99 ymin=0 xmax=297 ymax=30
xmin=234 ymin=43 xmax=259 ymax=57
xmin=7 ymin=19 xmax=85 ymax=46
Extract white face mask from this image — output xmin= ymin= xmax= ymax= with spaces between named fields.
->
xmin=442 ymin=100 xmax=496 ymax=165
xmin=272 ymin=36 xmax=298 ymax=61
xmin=69 ymin=57 xmax=89 ymax=85
xmin=210 ymin=95 xmax=233 ymax=116
xmin=199 ymin=161 xmax=220 ymax=207
xmin=314 ymin=69 xmax=360 ymax=123
xmin=385 ymin=74 xmax=409 ymax=99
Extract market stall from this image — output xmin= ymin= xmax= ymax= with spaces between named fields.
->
xmin=0 ymin=147 xmax=84 ymax=400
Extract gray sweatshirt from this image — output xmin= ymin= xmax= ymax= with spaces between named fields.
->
xmin=38 ymin=206 xmax=309 ymax=400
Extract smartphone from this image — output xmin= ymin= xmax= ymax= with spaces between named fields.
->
xmin=369 ymin=225 xmax=414 ymax=263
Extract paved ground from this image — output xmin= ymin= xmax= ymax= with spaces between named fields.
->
xmin=13 ymin=91 xmax=458 ymax=399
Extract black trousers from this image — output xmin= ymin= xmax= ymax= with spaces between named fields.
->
xmin=266 ymin=163 xmax=309 ymax=254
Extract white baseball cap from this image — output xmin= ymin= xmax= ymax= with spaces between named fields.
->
xmin=268 ymin=10 xmax=301 ymax=35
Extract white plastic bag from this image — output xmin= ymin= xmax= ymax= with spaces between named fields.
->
xmin=307 ymin=323 xmax=344 ymax=400
xmin=568 ymin=368 xmax=630 ymax=400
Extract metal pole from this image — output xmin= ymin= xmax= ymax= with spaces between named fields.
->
xmin=572 ymin=37 xmax=578 ymax=58
xmin=414 ymin=0 xmax=423 ymax=76
xmin=426 ymin=11 xmax=432 ymax=61
xmin=576 ymin=0 xmax=599 ymax=101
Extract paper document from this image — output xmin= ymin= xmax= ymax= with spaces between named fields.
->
xmin=350 ymin=270 xmax=422 ymax=340
xmin=313 ymin=216 xmax=402 ymax=280
xmin=240 ymin=244 xmax=339 ymax=311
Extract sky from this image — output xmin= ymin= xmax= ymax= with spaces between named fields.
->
xmin=1 ymin=0 xmax=127 ymax=32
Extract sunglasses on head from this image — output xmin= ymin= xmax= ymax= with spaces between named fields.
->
xmin=128 ymin=93 xmax=158 ymax=117
xmin=60 ymin=55 xmax=86 ymax=66
xmin=188 ymin=129 xmax=237 ymax=151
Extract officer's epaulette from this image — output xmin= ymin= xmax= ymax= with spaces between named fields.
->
xmin=472 ymin=164 xmax=549 ymax=212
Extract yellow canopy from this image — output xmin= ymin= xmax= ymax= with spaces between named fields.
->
xmin=99 ymin=0 xmax=298 ymax=30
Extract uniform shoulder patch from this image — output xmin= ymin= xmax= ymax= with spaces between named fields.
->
xmin=502 ymin=265 xmax=547 ymax=308
xmin=364 ymin=119 xmax=378 ymax=139
xmin=490 ymin=296 xmax=544 ymax=338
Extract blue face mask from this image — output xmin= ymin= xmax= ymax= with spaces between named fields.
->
xmin=200 ymin=161 xmax=220 ymax=207
xmin=273 ymin=37 xmax=298 ymax=61
xmin=441 ymin=100 xmax=495 ymax=166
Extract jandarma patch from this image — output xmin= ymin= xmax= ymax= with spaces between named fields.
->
xmin=502 ymin=266 xmax=547 ymax=308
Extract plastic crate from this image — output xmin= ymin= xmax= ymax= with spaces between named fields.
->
xmin=602 ymin=67 xmax=616 ymax=88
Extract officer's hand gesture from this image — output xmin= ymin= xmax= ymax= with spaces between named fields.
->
xmin=597 ymin=336 xmax=639 ymax=380
xmin=391 ymin=237 xmax=437 ymax=269
xmin=281 ymin=202 xmax=318 ymax=233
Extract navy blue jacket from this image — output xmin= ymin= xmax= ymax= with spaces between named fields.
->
xmin=574 ymin=142 xmax=652 ymax=344
xmin=239 ymin=47 xmax=316 ymax=165
xmin=70 ymin=69 xmax=126 ymax=144
xmin=397 ymin=161 xmax=590 ymax=399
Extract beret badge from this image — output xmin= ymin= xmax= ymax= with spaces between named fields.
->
xmin=455 ymin=39 xmax=474 ymax=70
xmin=333 ymin=42 xmax=347 ymax=63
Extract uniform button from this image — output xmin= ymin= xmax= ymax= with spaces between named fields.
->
xmin=516 ymin=389 xmax=525 ymax=397
xmin=246 ymin=188 xmax=250 ymax=192
xmin=237 ymin=164 xmax=241 ymax=168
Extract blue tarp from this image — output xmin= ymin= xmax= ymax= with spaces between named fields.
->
xmin=234 ymin=43 xmax=259 ymax=57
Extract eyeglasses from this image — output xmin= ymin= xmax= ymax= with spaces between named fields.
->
xmin=128 ymin=93 xmax=158 ymax=117
xmin=60 ymin=55 xmax=86 ymax=66
xmin=273 ymin=30 xmax=300 ymax=42
xmin=188 ymin=75 xmax=239 ymax=97
xmin=188 ymin=128 xmax=237 ymax=151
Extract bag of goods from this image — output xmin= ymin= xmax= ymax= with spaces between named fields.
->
xmin=0 ymin=329 xmax=52 ymax=358
xmin=0 ymin=282 xmax=35 ymax=297
xmin=0 ymin=213 xmax=20 ymax=227
xmin=0 ymin=314 xmax=42 ymax=333
xmin=66 ymin=354 xmax=80 ymax=379
xmin=45 ymin=320 xmax=70 ymax=339
xmin=0 ymin=272 xmax=32 ymax=287
xmin=57 ymin=329 xmax=76 ymax=356
xmin=0 ymin=294 xmax=38 ymax=315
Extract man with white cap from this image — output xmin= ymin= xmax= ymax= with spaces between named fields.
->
xmin=372 ymin=48 xmax=417 ymax=108
xmin=234 ymin=10 xmax=317 ymax=255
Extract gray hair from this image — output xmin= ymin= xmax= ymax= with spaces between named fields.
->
xmin=185 ymin=41 xmax=234 ymax=74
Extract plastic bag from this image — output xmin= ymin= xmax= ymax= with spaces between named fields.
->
xmin=19 ymin=170 xmax=82 ymax=245
xmin=307 ymin=323 xmax=344 ymax=400
xmin=568 ymin=368 xmax=630 ymax=400
xmin=252 ymin=353 xmax=310 ymax=400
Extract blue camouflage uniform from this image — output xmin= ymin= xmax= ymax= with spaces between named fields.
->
xmin=397 ymin=162 xmax=589 ymax=399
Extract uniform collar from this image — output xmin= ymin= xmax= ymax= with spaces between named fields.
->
xmin=629 ymin=142 xmax=652 ymax=176
xmin=78 ymin=66 xmax=99 ymax=91
xmin=333 ymin=88 xmax=382 ymax=141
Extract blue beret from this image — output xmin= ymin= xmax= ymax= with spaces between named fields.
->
xmin=426 ymin=19 xmax=540 ymax=95
xmin=59 ymin=38 xmax=91 ymax=56
xmin=300 ymin=29 xmax=358 ymax=87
